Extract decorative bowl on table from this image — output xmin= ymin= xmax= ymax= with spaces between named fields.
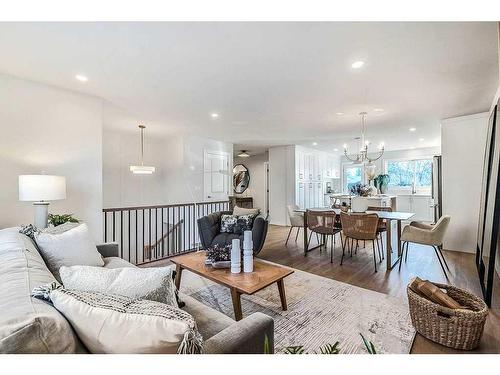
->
xmin=205 ymin=244 xmax=232 ymax=268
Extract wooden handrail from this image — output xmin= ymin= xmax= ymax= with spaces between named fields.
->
xmin=102 ymin=200 xmax=230 ymax=212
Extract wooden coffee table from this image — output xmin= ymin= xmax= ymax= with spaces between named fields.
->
xmin=170 ymin=251 xmax=293 ymax=321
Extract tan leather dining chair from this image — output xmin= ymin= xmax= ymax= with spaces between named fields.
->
xmin=306 ymin=210 xmax=342 ymax=263
xmin=340 ymin=212 xmax=381 ymax=272
xmin=399 ymin=215 xmax=451 ymax=277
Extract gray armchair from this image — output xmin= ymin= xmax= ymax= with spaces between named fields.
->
xmin=197 ymin=211 xmax=268 ymax=255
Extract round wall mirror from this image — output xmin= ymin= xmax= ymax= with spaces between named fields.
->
xmin=233 ymin=164 xmax=250 ymax=194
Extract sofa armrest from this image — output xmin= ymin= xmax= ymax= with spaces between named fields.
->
xmin=96 ymin=242 xmax=119 ymax=258
xmin=197 ymin=212 xmax=228 ymax=249
xmin=203 ymin=312 xmax=274 ymax=354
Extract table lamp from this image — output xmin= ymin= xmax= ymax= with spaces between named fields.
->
xmin=19 ymin=175 xmax=66 ymax=229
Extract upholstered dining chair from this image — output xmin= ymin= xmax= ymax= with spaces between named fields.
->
xmin=306 ymin=210 xmax=342 ymax=263
xmin=399 ymin=215 xmax=451 ymax=277
xmin=286 ymin=205 xmax=304 ymax=245
xmin=340 ymin=212 xmax=381 ymax=272
xmin=367 ymin=206 xmax=392 ymax=260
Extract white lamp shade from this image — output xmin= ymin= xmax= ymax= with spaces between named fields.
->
xmin=19 ymin=175 xmax=66 ymax=201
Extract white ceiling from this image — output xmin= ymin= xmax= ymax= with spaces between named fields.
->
xmin=0 ymin=22 xmax=498 ymax=154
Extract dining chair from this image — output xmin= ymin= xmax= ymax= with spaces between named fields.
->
xmin=306 ymin=210 xmax=342 ymax=263
xmin=367 ymin=206 xmax=392 ymax=260
xmin=339 ymin=212 xmax=381 ymax=272
xmin=399 ymin=215 xmax=451 ymax=277
xmin=286 ymin=205 xmax=304 ymax=245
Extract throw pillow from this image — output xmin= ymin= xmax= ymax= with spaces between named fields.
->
xmin=233 ymin=206 xmax=260 ymax=216
xmin=233 ymin=214 xmax=254 ymax=235
xmin=31 ymin=283 xmax=203 ymax=354
xmin=35 ymin=223 xmax=104 ymax=281
xmin=59 ymin=265 xmax=178 ymax=307
xmin=220 ymin=214 xmax=237 ymax=233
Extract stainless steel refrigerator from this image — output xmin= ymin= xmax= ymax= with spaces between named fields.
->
xmin=431 ymin=155 xmax=442 ymax=222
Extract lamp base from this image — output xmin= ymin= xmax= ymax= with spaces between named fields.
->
xmin=33 ymin=202 xmax=50 ymax=229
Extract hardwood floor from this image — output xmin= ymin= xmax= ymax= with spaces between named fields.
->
xmin=257 ymin=224 xmax=500 ymax=354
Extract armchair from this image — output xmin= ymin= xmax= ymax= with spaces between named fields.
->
xmin=197 ymin=211 xmax=268 ymax=255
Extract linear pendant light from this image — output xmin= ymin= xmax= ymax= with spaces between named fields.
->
xmin=130 ymin=125 xmax=156 ymax=174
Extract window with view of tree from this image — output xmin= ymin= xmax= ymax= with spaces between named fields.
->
xmin=344 ymin=165 xmax=363 ymax=191
xmin=385 ymin=158 xmax=432 ymax=192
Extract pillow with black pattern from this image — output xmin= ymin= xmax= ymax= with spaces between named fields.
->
xmin=233 ymin=214 xmax=254 ymax=235
xmin=19 ymin=224 xmax=41 ymax=241
xmin=220 ymin=214 xmax=237 ymax=233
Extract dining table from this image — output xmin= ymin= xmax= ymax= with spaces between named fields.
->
xmin=295 ymin=208 xmax=415 ymax=270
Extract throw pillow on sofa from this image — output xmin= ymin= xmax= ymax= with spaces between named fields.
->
xmin=59 ymin=265 xmax=178 ymax=307
xmin=220 ymin=214 xmax=237 ymax=233
xmin=233 ymin=214 xmax=254 ymax=235
xmin=34 ymin=223 xmax=104 ymax=281
xmin=233 ymin=206 xmax=260 ymax=216
xmin=31 ymin=283 xmax=203 ymax=354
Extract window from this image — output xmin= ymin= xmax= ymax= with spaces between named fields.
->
xmin=344 ymin=164 xmax=363 ymax=191
xmin=384 ymin=158 xmax=432 ymax=192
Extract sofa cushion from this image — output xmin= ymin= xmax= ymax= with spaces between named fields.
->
xmin=233 ymin=206 xmax=260 ymax=216
xmin=212 ymin=232 xmax=243 ymax=247
xmin=44 ymin=288 xmax=202 ymax=354
xmin=180 ymin=294 xmax=234 ymax=339
xmin=103 ymin=256 xmax=136 ymax=269
xmin=0 ymin=228 xmax=77 ymax=353
xmin=34 ymin=223 xmax=104 ymax=281
xmin=60 ymin=265 xmax=178 ymax=307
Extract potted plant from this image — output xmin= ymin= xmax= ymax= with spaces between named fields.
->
xmin=374 ymin=174 xmax=390 ymax=194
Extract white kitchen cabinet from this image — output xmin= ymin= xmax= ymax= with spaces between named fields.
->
xmin=396 ymin=195 xmax=432 ymax=222
xmin=294 ymin=146 xmax=339 ymax=209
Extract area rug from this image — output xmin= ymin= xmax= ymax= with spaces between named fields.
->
xmin=178 ymin=262 xmax=416 ymax=354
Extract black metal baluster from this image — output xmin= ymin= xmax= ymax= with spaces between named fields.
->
xmin=120 ymin=211 xmax=123 ymax=258
xmin=167 ymin=207 xmax=170 ymax=257
xmin=149 ymin=208 xmax=152 ymax=261
xmin=104 ymin=212 xmax=107 ymax=242
xmin=112 ymin=212 xmax=116 ymax=242
xmin=142 ymin=209 xmax=145 ymax=263
xmin=161 ymin=207 xmax=164 ymax=258
xmin=135 ymin=210 xmax=138 ymax=265
xmin=154 ymin=208 xmax=158 ymax=259
xmin=128 ymin=210 xmax=131 ymax=263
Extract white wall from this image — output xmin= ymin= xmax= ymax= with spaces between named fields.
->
xmin=102 ymin=128 xmax=167 ymax=208
xmin=234 ymin=152 xmax=269 ymax=212
xmin=0 ymin=73 xmax=103 ymax=240
xmin=441 ymin=113 xmax=489 ymax=253
xmin=268 ymin=146 xmax=295 ymax=225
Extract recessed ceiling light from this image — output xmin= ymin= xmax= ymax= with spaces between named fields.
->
xmin=373 ymin=108 xmax=384 ymax=112
xmin=409 ymin=127 xmax=416 ymax=132
xmin=75 ymin=74 xmax=88 ymax=82
xmin=336 ymin=112 xmax=344 ymax=116
xmin=333 ymin=148 xmax=338 ymax=152
xmin=211 ymin=113 xmax=219 ymax=118
xmin=351 ymin=61 xmax=365 ymax=69
xmin=312 ymin=142 xmax=318 ymax=146
xmin=419 ymin=138 xmax=425 ymax=142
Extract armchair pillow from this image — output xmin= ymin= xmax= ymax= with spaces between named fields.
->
xmin=34 ymin=223 xmax=104 ymax=281
xmin=233 ymin=206 xmax=260 ymax=216
xmin=220 ymin=214 xmax=237 ymax=233
xmin=233 ymin=214 xmax=254 ymax=235
xmin=59 ymin=265 xmax=178 ymax=307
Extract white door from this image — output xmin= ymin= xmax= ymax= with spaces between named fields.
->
xmin=203 ymin=151 xmax=230 ymax=200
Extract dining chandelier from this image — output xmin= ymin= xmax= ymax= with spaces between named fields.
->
xmin=343 ymin=112 xmax=385 ymax=163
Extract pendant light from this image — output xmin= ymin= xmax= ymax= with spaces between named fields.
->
xmin=343 ymin=112 xmax=385 ymax=164
xmin=130 ymin=125 xmax=156 ymax=174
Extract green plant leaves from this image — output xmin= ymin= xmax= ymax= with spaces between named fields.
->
xmin=48 ymin=214 xmax=79 ymax=227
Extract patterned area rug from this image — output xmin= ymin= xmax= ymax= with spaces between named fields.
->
xmin=178 ymin=262 xmax=416 ymax=354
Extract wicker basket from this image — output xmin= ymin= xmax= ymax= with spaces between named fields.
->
xmin=407 ymin=282 xmax=488 ymax=350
